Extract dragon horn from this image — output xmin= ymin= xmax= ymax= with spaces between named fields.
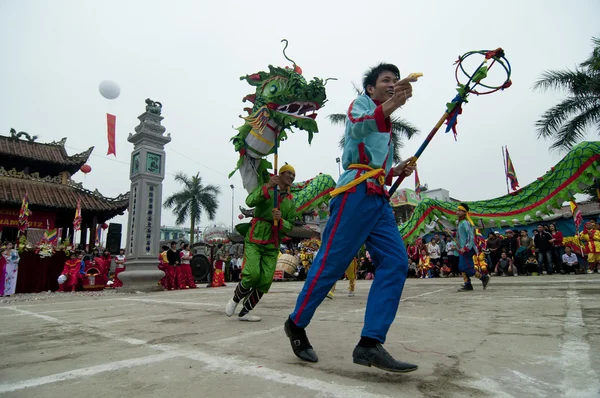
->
xmin=281 ymin=39 xmax=297 ymax=68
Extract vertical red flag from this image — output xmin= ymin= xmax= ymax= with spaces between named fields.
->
xmin=73 ymin=199 xmax=82 ymax=231
xmin=505 ymin=146 xmax=519 ymax=191
xmin=107 ymin=113 xmax=116 ymax=156
xmin=18 ymin=192 xmax=31 ymax=233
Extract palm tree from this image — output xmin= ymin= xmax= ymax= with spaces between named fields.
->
xmin=328 ymin=84 xmax=419 ymax=163
xmin=533 ymin=36 xmax=600 ymax=152
xmin=163 ymin=172 xmax=221 ymax=246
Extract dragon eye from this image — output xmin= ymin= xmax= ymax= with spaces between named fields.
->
xmin=269 ymin=85 xmax=278 ymax=94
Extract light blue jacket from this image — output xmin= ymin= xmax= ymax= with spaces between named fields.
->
xmin=337 ymin=95 xmax=395 ymax=192
xmin=457 ymin=220 xmax=476 ymax=251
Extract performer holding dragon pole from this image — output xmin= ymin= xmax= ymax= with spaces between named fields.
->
xmin=226 ymin=165 xmax=296 ymax=321
xmin=284 ymin=63 xmax=419 ymax=372
xmin=227 ymin=41 xmax=337 ymax=321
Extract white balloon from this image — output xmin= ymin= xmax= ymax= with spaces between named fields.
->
xmin=98 ymin=80 xmax=120 ymax=100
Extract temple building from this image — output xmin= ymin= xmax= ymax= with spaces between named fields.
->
xmin=0 ymin=129 xmax=129 ymax=293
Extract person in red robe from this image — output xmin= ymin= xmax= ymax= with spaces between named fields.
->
xmin=0 ymin=254 xmax=6 ymax=297
xmin=96 ymin=249 xmax=113 ymax=280
xmin=164 ymin=241 xmax=182 ymax=290
xmin=58 ymin=253 xmax=82 ymax=292
xmin=112 ymin=248 xmax=126 ymax=288
xmin=178 ymin=243 xmax=197 ymax=289
xmin=210 ymin=244 xmax=227 ymax=288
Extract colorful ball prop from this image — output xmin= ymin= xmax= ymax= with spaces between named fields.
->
xmin=98 ymin=80 xmax=120 ymax=100
xmin=238 ymin=214 xmax=244 ymax=220
xmin=203 ymin=225 xmax=230 ymax=244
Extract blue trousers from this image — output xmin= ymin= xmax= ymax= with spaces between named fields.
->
xmin=458 ymin=249 xmax=476 ymax=277
xmin=289 ymin=184 xmax=408 ymax=343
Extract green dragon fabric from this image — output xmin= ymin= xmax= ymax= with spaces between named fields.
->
xmin=399 ymin=141 xmax=600 ymax=243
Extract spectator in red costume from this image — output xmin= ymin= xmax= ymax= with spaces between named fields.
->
xmin=58 ymin=252 xmax=82 ymax=292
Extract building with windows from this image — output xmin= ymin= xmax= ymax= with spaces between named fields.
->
xmin=159 ymin=225 xmax=196 ymax=243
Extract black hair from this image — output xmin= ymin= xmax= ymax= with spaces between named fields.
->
xmin=362 ymin=63 xmax=400 ymax=95
xmin=170 ymin=241 xmax=177 ymax=246
xmin=182 ymin=243 xmax=189 ymax=250
xmin=162 ymin=245 xmax=169 ymax=251
xmin=459 ymin=203 xmax=469 ymax=212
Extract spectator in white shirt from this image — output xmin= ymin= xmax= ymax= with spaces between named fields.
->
xmin=427 ymin=237 xmax=441 ymax=263
xmin=561 ymin=246 xmax=579 ymax=274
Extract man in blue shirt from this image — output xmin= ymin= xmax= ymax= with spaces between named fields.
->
xmin=284 ymin=63 xmax=418 ymax=373
xmin=455 ymin=203 xmax=490 ymax=291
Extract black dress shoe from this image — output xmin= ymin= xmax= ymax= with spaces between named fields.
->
xmin=481 ymin=275 xmax=490 ymax=290
xmin=352 ymin=343 xmax=418 ymax=373
xmin=284 ymin=318 xmax=318 ymax=363
xmin=457 ymin=284 xmax=474 ymax=292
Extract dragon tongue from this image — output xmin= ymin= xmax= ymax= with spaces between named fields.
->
xmin=308 ymin=113 xmax=317 ymax=120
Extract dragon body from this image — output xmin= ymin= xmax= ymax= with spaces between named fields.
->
xmin=399 ymin=141 xmax=600 ymax=242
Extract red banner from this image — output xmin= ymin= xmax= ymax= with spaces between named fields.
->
xmin=0 ymin=208 xmax=55 ymax=230
xmin=505 ymin=146 xmax=519 ymax=191
xmin=107 ymin=113 xmax=116 ymax=156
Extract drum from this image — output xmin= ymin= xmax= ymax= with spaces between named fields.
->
xmin=190 ymin=254 xmax=211 ymax=282
xmin=277 ymin=254 xmax=299 ymax=278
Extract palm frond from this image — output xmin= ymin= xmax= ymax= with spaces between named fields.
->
xmin=548 ymin=104 xmax=600 ymax=152
xmin=327 ymin=113 xmax=347 ymax=127
xmin=174 ymin=202 xmax=190 ymax=225
xmin=534 ymin=36 xmax=600 ymax=152
xmin=338 ymin=134 xmax=345 ymax=150
xmin=535 ymin=97 xmax=596 ymax=138
xmin=533 ymin=70 xmax=581 ymax=93
xmin=163 ymin=191 xmax=191 ymax=209
xmin=173 ymin=172 xmax=193 ymax=189
xmin=391 ymin=116 xmax=419 ymax=138
xmin=198 ymin=192 xmax=219 ymax=220
xmin=351 ymin=83 xmax=364 ymax=96
xmin=580 ymin=36 xmax=600 ymax=71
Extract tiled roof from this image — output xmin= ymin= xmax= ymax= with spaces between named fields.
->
xmin=0 ymin=135 xmax=93 ymax=166
xmin=0 ymin=176 xmax=129 ymax=212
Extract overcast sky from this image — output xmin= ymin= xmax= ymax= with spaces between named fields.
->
xmin=1 ymin=0 xmax=599 ymax=241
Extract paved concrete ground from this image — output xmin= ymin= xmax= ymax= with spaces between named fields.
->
xmin=1 ymin=275 xmax=599 ymax=398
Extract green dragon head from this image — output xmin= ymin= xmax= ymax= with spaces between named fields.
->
xmin=238 ymin=64 xmax=328 ymax=145
xmin=230 ymin=40 xmax=333 ymax=193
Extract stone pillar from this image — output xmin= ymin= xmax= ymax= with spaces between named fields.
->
xmin=118 ymin=99 xmax=171 ymax=292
